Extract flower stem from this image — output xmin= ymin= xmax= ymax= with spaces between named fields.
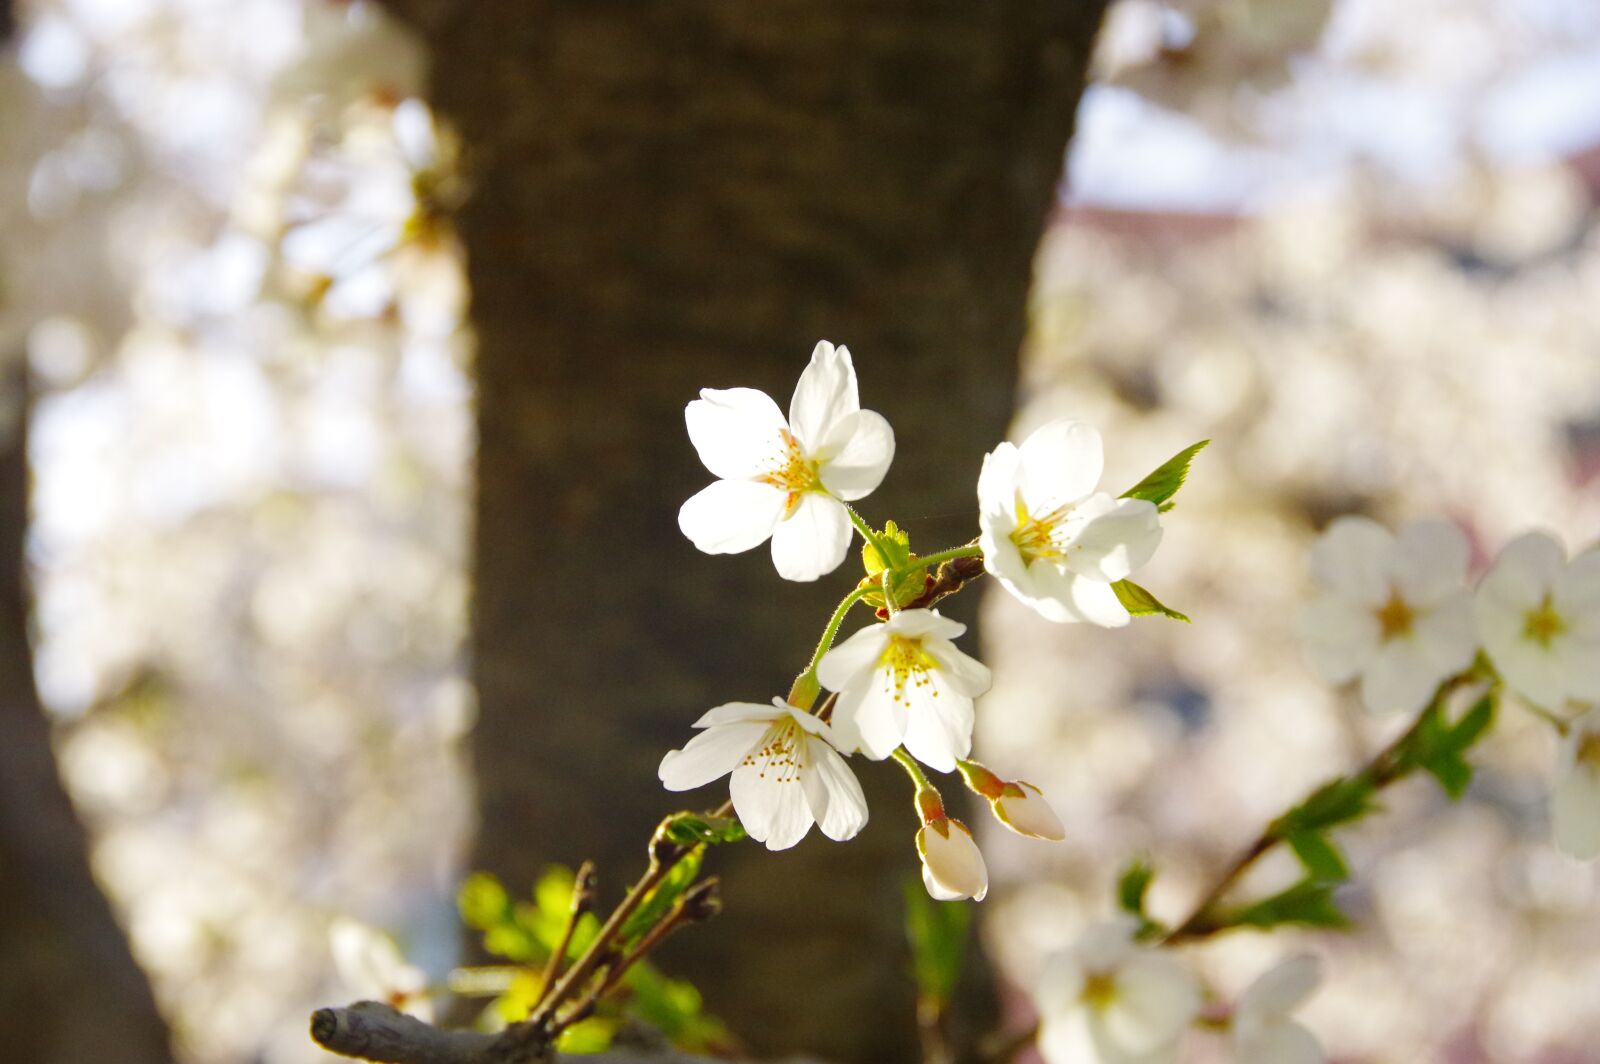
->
xmin=789 ymin=584 xmax=875 ymax=709
xmin=845 ymin=503 xmax=890 ymax=558
xmin=891 ymin=746 xmax=933 ymax=791
xmin=913 ymin=543 xmax=984 ymax=570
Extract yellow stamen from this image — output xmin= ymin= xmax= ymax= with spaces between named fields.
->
xmin=1375 ymin=589 xmax=1416 ymax=640
xmin=1523 ymin=595 xmax=1566 ymax=648
xmin=878 ymin=636 xmax=942 ymax=706
xmin=1082 ymin=971 xmax=1118 ymax=1010
xmin=1009 ymin=493 xmax=1076 ymax=564
xmin=757 ymin=429 xmax=822 ymax=516
xmin=740 ymin=720 xmax=806 ymax=785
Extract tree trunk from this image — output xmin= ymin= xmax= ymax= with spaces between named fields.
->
xmin=379 ymin=4 xmax=1106 ymax=1059
xmin=0 ymin=373 xmax=172 ymax=1063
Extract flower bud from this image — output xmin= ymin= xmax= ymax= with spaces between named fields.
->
xmin=992 ymin=781 xmax=1066 ymax=841
xmin=915 ymin=816 xmax=988 ymax=901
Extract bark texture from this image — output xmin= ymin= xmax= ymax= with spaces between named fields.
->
xmin=377 ymin=3 xmax=1107 ymax=1059
xmin=0 ymin=376 xmax=173 ymax=1062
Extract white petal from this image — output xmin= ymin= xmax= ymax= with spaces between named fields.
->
xmin=788 ymin=340 xmax=859 ymax=448
xmin=692 ymin=701 xmax=783 ymax=728
xmin=1236 ymin=1021 xmax=1326 ymax=1064
xmin=770 ymin=492 xmax=852 ymax=581
xmin=884 ymin=608 xmax=967 ymax=641
xmin=921 ymin=863 xmax=966 ymax=901
xmin=678 ymin=480 xmax=786 ymax=554
xmin=1298 ymin=596 xmax=1380 ymax=684
xmin=993 ymin=783 xmax=1066 ymax=841
xmin=830 ymin=682 xmax=906 ymax=760
xmin=817 ymin=409 xmax=894 ymax=501
xmin=1017 ymin=420 xmax=1104 ymax=512
xmin=805 ymin=741 xmax=869 ymax=841
xmin=684 ymin=388 xmax=788 ymax=481
xmin=392 ymin=99 xmax=439 ymax=170
xmin=1558 ymin=550 xmax=1600 ymax=620
xmin=1554 ymin=633 xmax=1600 ymax=703
xmin=1030 ymin=565 xmax=1132 ymax=627
xmin=977 ymin=441 xmax=1023 ymax=523
xmin=1359 ymin=640 xmax=1442 ymax=714
xmin=922 ymin=636 xmax=991 ymax=697
xmin=1101 ymin=953 xmax=1202 ymax=1053
xmin=1483 ymin=532 xmax=1566 ymax=605
xmin=1035 ymin=951 xmax=1088 ymax=1022
xmin=730 ymin=761 xmax=813 ymax=851
xmin=330 ymin=919 xmax=405 ymax=998
xmin=918 ymin=820 xmax=988 ymax=901
xmin=1410 ymin=592 xmax=1478 ymax=678
xmin=816 ymin=624 xmax=891 ymax=692
xmin=1309 ymin=517 xmax=1393 ymax=605
xmin=902 ymin=681 xmax=974 ymax=774
xmin=1551 ymin=767 xmax=1600 ymax=861
xmin=1495 ymin=638 xmax=1569 ymax=711
xmin=1065 ymin=496 xmax=1164 ymax=583
xmin=658 ymin=722 xmax=766 ymax=791
xmin=1392 ymin=518 xmax=1469 ymax=606
xmin=1075 ymin=919 xmax=1141 ymax=971
xmin=1238 ymin=955 xmax=1322 ymax=1020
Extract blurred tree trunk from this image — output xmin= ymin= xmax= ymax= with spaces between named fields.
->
xmin=0 ymin=376 xmax=172 ymax=1062
xmin=381 ymin=3 xmax=1106 ymax=1060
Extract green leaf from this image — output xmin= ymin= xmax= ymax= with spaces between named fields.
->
xmin=862 ymin=519 xmax=913 ymax=575
xmin=555 ymin=1016 xmax=618 ymax=1054
xmin=1116 ymin=858 xmax=1155 ymax=916
xmin=623 ymin=962 xmax=733 ymax=1052
xmin=661 ymin=812 xmax=747 ymax=847
xmin=459 ymin=872 xmax=512 ymax=931
xmin=1286 ymin=831 xmax=1349 ymax=883
xmin=1402 ymin=692 xmax=1497 ymax=801
xmin=1224 ymin=879 xmax=1350 ymax=932
xmin=1120 ymin=440 xmax=1209 ymax=512
xmin=1272 ymin=776 xmax=1376 ymax=837
xmin=1112 ymin=580 xmax=1190 ymax=623
xmin=903 ymin=877 xmax=971 ymax=1004
xmin=620 ymin=846 xmax=705 ymax=944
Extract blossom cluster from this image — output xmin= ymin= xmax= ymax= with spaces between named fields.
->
xmin=1299 ymin=517 xmax=1600 ymax=858
xmin=661 ymin=342 xmax=1177 ymax=899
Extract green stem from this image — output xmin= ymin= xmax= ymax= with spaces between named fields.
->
xmin=913 ymin=543 xmax=984 ymax=570
xmin=845 ymin=503 xmax=890 ymax=558
xmin=891 ymin=747 xmax=932 ymax=791
xmin=789 ymin=584 xmax=874 ymax=708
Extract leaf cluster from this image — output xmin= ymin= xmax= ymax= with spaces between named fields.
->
xmin=903 ymin=877 xmax=971 ymax=1005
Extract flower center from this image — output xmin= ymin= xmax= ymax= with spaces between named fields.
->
xmin=757 ymin=429 xmax=823 ymax=516
xmin=1522 ymin=594 xmax=1566 ymax=648
xmin=742 ymin=720 xmax=806 ymax=784
xmin=1009 ymin=494 xmax=1077 ymax=565
xmin=1082 ymin=970 xmax=1119 ymax=1011
xmin=1374 ymin=589 xmax=1416 ymax=640
xmin=879 ymin=636 xmax=941 ymax=705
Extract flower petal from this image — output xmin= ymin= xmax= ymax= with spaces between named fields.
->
xmin=1101 ymin=953 xmax=1202 ymax=1054
xmin=1391 ymin=518 xmax=1469 ymax=606
xmin=977 ymin=442 xmax=1023 ymax=524
xmin=1309 ymin=516 xmax=1393 ymax=605
xmin=922 ymin=636 xmax=991 ymax=697
xmin=1017 ymin=420 xmax=1104 ymax=512
xmin=1410 ymin=591 xmax=1477 ymax=678
xmin=1298 ymin=595 xmax=1380 ymax=684
xmin=921 ymin=863 xmax=966 ymax=901
xmin=730 ymin=761 xmax=813 ymax=851
xmin=1239 ymin=954 xmax=1322 ymax=1020
xmin=829 ymin=682 xmax=906 ymax=760
xmin=817 ymin=409 xmax=895 ymax=502
xmin=1359 ymin=639 xmax=1442 ymax=714
xmin=684 ymin=387 xmax=787 ymax=480
xmin=805 ymin=741 xmax=869 ymax=842
xmin=1065 ymin=496 xmax=1163 ymax=583
xmin=788 ymin=340 xmax=859 ymax=448
xmin=658 ymin=722 xmax=766 ymax=791
xmin=902 ymin=682 xmax=974 ymax=774
xmin=678 ymin=480 xmax=786 ymax=555
xmin=770 ymin=491 xmax=852 ymax=581
xmin=692 ymin=701 xmax=783 ymax=728
xmin=1237 ymin=1021 xmax=1326 ymax=1064
xmin=994 ymin=783 xmax=1066 ymax=841
xmin=1025 ymin=562 xmax=1131 ymax=627
xmin=1483 ymin=532 xmax=1565 ymax=605
xmin=917 ymin=820 xmax=988 ymax=901
xmin=817 ymin=624 xmax=892 ymax=692
xmin=884 ymin=608 xmax=967 ymax=641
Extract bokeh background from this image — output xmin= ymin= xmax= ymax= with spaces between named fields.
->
xmin=1 ymin=1 xmax=1597 ymax=1062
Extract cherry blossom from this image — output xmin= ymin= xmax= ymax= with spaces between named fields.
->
xmin=817 ymin=608 xmax=991 ymax=772
xmin=1036 ymin=919 xmax=1201 ymax=1064
xmin=1231 ymin=955 xmax=1326 ymax=1064
xmin=977 ymin=420 xmax=1162 ymax=626
xmin=658 ymin=698 xmax=868 ymax=851
xmin=956 ymin=760 xmax=1066 ymax=841
xmin=677 ymin=341 xmax=895 ymax=581
xmin=329 ymin=918 xmax=432 ymax=1021
xmin=1473 ymin=532 xmax=1600 ymax=713
xmin=1550 ymin=707 xmax=1600 ymax=861
xmin=1298 ymin=516 xmax=1477 ymax=713
xmin=916 ymin=806 xmax=989 ymax=902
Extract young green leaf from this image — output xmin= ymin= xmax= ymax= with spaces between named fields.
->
xmin=1120 ymin=440 xmax=1209 ymax=512
xmin=1286 ymin=830 xmax=1350 ymax=883
xmin=903 ymin=877 xmax=971 ymax=1005
xmin=620 ymin=845 xmax=706 ymax=944
xmin=1401 ymin=692 xmax=1497 ymax=801
xmin=661 ymin=811 xmax=748 ymax=846
xmin=1271 ymin=775 xmax=1376 ymax=837
xmin=1116 ymin=857 xmax=1155 ymax=916
xmin=1112 ymin=580 xmax=1190 ymax=623
xmin=861 ymin=519 xmax=913 ymax=576
xmin=1223 ymin=879 xmax=1350 ymax=932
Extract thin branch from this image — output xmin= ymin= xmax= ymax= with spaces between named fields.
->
xmin=902 ymin=554 xmax=986 ymax=612
xmin=533 ymin=861 xmax=598 ymax=1012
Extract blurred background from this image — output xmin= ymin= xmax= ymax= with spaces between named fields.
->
xmin=0 ymin=1 xmax=1597 ymax=1062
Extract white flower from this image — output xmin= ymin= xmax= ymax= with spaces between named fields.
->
xmin=658 ymin=698 xmax=868 ymax=851
xmin=1036 ymin=919 xmax=1201 ymax=1064
xmin=977 ymin=420 xmax=1162 ymax=626
xmin=1474 ymin=532 xmax=1600 ymax=713
xmin=1551 ymin=707 xmax=1600 ymax=860
xmin=677 ymin=341 xmax=895 ymax=582
xmin=916 ymin=812 xmax=989 ymax=901
xmin=1298 ymin=516 xmax=1477 ymax=714
xmin=816 ymin=608 xmax=991 ymax=772
xmin=955 ymin=760 xmax=1066 ymax=840
xmin=1232 ymin=955 xmax=1325 ymax=1064
xmin=329 ymin=918 xmax=432 ymax=1020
